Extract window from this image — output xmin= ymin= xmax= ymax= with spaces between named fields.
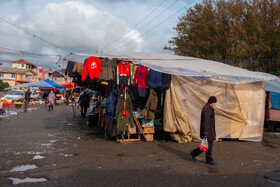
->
xmin=0 ymin=73 xmax=3 ymax=77
xmin=21 ymin=64 xmax=24 ymax=67
xmin=12 ymin=74 xmax=15 ymax=78
xmin=21 ymin=75 xmax=23 ymax=79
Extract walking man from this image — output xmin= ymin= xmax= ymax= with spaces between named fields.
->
xmin=190 ymin=96 xmax=217 ymax=165
xmin=78 ymin=90 xmax=90 ymax=117
xmin=24 ymin=89 xmax=31 ymax=112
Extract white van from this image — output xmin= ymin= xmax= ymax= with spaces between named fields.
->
xmin=2 ymin=90 xmax=25 ymax=101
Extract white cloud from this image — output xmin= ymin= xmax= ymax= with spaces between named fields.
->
xmin=0 ymin=1 xmax=143 ymax=56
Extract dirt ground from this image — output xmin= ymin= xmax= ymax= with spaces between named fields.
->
xmin=0 ymin=105 xmax=279 ymax=186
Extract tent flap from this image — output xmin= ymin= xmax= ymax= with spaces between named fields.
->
xmin=164 ymin=75 xmax=265 ymax=142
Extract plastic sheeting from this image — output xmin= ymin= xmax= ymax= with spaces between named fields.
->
xmin=63 ymin=52 xmax=280 ymax=93
xmin=164 ymin=75 xmax=265 ymax=142
xmin=44 ymin=79 xmax=65 ymax=89
xmin=7 ymin=80 xmax=55 ymax=89
xmin=270 ymin=92 xmax=280 ymax=109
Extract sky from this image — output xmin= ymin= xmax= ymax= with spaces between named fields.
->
xmin=0 ymin=0 xmax=199 ymax=68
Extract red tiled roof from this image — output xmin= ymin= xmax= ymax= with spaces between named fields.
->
xmin=10 ymin=59 xmax=36 ymax=67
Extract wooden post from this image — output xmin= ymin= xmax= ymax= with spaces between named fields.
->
xmin=98 ymin=96 xmax=101 ymax=134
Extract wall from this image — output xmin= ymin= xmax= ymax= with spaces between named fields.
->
xmin=12 ymin=63 xmax=26 ymax=69
xmin=0 ymin=73 xmax=16 ymax=87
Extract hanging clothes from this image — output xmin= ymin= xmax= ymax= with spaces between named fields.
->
xmin=141 ymin=89 xmax=158 ymax=120
xmin=115 ymin=90 xmax=134 ymax=132
xmin=133 ymin=65 xmax=149 ymax=88
xmin=100 ymin=58 xmax=116 ymax=81
xmin=65 ymin=61 xmax=76 ymax=77
xmin=72 ymin=62 xmax=83 ymax=75
xmin=148 ymin=69 xmax=162 ymax=89
xmin=117 ymin=61 xmax=131 ymax=86
xmin=130 ymin=64 xmax=137 ymax=84
xmin=105 ymin=89 xmax=118 ymax=117
xmin=82 ymin=56 xmax=102 ymax=81
xmin=162 ymin=73 xmax=171 ymax=90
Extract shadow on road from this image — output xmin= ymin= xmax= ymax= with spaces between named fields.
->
xmin=157 ymin=144 xmax=192 ymax=162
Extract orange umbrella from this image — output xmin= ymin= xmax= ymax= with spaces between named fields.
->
xmin=61 ymin=82 xmax=75 ymax=88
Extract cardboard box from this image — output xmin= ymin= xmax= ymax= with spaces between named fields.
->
xmin=143 ymin=127 xmax=155 ymax=134
xmin=145 ymin=134 xmax=153 ymax=141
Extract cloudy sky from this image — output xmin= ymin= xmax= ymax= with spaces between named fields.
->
xmin=0 ymin=0 xmax=199 ymax=67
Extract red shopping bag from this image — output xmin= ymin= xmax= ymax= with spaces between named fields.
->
xmin=199 ymin=137 xmax=209 ymax=151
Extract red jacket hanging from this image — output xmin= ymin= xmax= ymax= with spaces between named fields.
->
xmin=117 ymin=61 xmax=131 ymax=86
xmin=133 ymin=65 xmax=149 ymax=87
xmin=82 ymin=56 xmax=102 ymax=81
xmin=117 ymin=61 xmax=130 ymax=75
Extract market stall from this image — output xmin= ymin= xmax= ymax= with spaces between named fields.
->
xmin=61 ymin=52 xmax=280 ymax=143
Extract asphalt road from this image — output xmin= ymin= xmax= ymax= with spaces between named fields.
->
xmin=0 ymin=105 xmax=280 ymax=186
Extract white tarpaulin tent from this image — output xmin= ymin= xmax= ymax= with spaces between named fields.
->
xmin=62 ymin=52 xmax=280 ymax=142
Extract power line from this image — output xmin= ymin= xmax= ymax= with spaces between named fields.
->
xmin=108 ymin=0 xmax=196 ymax=53
xmin=104 ymin=0 xmax=180 ymax=52
xmin=101 ymin=0 xmax=169 ymax=52
xmin=0 ymin=17 xmax=71 ymax=54
xmin=0 ymin=46 xmax=61 ymax=58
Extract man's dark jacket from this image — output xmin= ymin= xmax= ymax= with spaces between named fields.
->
xmin=79 ymin=93 xmax=90 ymax=108
xmin=25 ymin=91 xmax=31 ymax=101
xmin=200 ymin=103 xmax=216 ymax=141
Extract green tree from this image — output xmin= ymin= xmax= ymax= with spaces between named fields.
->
xmin=0 ymin=80 xmax=10 ymax=92
xmin=166 ymin=0 xmax=280 ymax=75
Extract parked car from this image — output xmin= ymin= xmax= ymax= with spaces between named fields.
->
xmin=30 ymin=90 xmax=40 ymax=100
xmin=2 ymin=90 xmax=25 ymax=101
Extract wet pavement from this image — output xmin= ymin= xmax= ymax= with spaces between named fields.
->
xmin=0 ymin=104 xmax=280 ymax=186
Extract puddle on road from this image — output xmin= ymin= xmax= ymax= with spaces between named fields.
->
xmin=60 ymin=153 xmax=75 ymax=157
xmin=10 ymin=165 xmax=38 ymax=172
xmin=27 ymin=151 xmax=43 ymax=155
xmin=33 ymin=155 xmax=45 ymax=160
xmin=41 ymin=143 xmax=53 ymax=146
xmin=8 ymin=177 xmax=47 ymax=185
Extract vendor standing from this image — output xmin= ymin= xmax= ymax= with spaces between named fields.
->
xmin=24 ymin=89 xmax=31 ymax=112
xmin=78 ymin=90 xmax=90 ymax=117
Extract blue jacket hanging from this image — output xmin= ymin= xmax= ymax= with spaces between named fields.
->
xmin=105 ymin=89 xmax=118 ymax=117
xmin=148 ymin=69 xmax=162 ymax=88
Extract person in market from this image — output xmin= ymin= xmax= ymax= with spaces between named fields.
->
xmin=78 ymin=90 xmax=90 ymax=117
xmin=65 ymin=89 xmax=71 ymax=105
xmin=190 ymin=96 xmax=217 ymax=165
xmin=24 ymin=88 xmax=31 ymax=112
xmin=47 ymin=90 xmax=56 ymax=111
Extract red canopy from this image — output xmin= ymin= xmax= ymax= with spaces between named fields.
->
xmin=61 ymin=82 xmax=75 ymax=88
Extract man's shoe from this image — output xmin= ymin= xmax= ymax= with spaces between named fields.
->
xmin=206 ymin=161 xmax=217 ymax=165
xmin=190 ymin=151 xmax=196 ymax=162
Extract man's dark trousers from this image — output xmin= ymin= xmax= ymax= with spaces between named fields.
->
xmin=192 ymin=141 xmax=213 ymax=163
xmin=81 ymin=107 xmax=88 ymax=117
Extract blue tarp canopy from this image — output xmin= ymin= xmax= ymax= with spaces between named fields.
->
xmin=44 ymin=79 xmax=65 ymax=89
xmin=6 ymin=79 xmax=65 ymax=89
xmin=7 ymin=80 xmax=55 ymax=89
xmin=271 ymin=92 xmax=280 ymax=109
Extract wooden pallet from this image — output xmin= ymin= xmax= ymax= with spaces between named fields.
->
xmin=133 ymin=114 xmax=148 ymax=141
xmin=116 ymin=132 xmax=141 ymax=142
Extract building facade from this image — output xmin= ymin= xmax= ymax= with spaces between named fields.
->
xmin=0 ymin=59 xmax=70 ymax=88
xmin=51 ymin=69 xmax=71 ymax=84
xmin=0 ymin=67 xmax=38 ymax=87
